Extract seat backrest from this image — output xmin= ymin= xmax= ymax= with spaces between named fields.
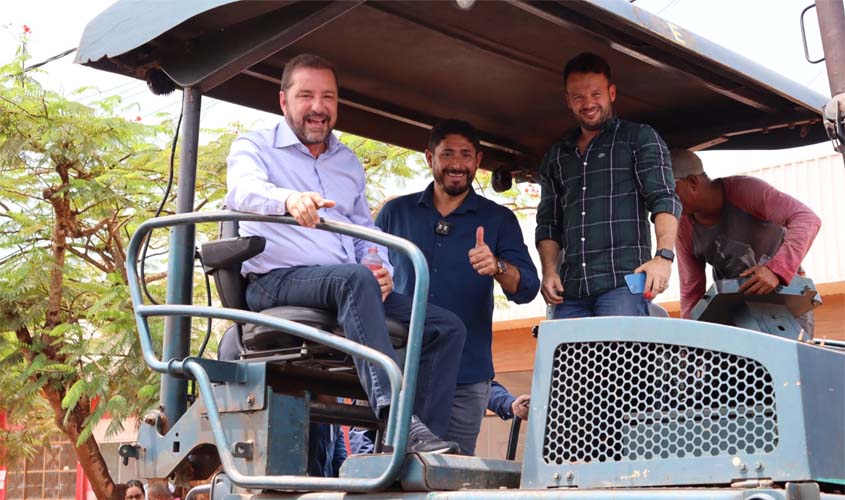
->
xmin=199 ymin=219 xmax=265 ymax=311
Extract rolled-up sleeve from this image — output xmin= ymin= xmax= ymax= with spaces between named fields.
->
xmin=535 ymin=148 xmax=564 ymax=246
xmin=727 ymin=176 xmax=821 ymax=284
xmin=633 ymin=125 xmax=682 ymax=221
xmin=225 ymin=136 xmax=292 ymax=214
xmin=498 ymin=210 xmax=540 ymax=304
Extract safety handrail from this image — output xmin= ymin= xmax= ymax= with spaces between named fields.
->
xmin=125 ymin=209 xmax=431 ymax=492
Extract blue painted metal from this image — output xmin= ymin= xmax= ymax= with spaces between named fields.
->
xmin=265 ymin=393 xmax=309 ymax=476
xmin=690 ymin=277 xmax=821 ymax=337
xmin=160 ymin=87 xmax=202 ymax=425
xmin=691 ymin=277 xmax=821 ymax=320
xmin=192 ymin=485 xmax=836 ymax=499
xmin=125 ymin=209 xmax=431 ymax=491
xmin=521 ymin=316 xmax=845 ymax=489
xmin=341 ymin=453 xmax=520 ymax=491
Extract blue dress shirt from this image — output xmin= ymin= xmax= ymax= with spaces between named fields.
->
xmin=376 ymin=183 xmax=539 ymax=384
xmin=225 ymin=120 xmax=392 ymax=276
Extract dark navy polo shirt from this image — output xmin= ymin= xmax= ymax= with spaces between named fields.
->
xmin=376 ymin=183 xmax=540 ymax=384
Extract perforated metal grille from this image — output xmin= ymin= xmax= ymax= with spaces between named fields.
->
xmin=543 ymin=342 xmax=779 ymax=464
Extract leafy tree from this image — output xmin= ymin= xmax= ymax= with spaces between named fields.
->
xmin=0 ymin=41 xmax=232 ymax=500
xmin=0 ymin=39 xmax=425 ymax=500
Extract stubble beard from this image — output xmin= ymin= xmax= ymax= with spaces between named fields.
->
xmin=288 ymin=112 xmax=332 ymax=146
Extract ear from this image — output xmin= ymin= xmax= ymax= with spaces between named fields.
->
xmin=475 ymin=150 xmax=483 ymax=168
xmin=687 ymin=174 xmax=700 ymax=190
xmin=608 ymin=83 xmax=617 ymax=103
xmin=425 ymin=149 xmax=434 ymax=167
xmin=279 ymin=90 xmax=288 ymax=115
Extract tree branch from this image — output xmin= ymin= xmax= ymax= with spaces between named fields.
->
xmin=66 ymin=246 xmax=111 ymax=274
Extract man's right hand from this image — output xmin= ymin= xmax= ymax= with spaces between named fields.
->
xmin=511 ymin=394 xmax=530 ymax=420
xmin=541 ymin=272 xmax=564 ymax=304
xmin=372 ymin=266 xmax=393 ymax=302
xmin=285 ymin=191 xmax=336 ymax=228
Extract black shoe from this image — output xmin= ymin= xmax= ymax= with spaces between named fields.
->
xmin=407 ymin=416 xmax=459 ymax=454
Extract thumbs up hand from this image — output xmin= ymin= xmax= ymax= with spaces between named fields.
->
xmin=468 ymin=226 xmax=498 ymax=276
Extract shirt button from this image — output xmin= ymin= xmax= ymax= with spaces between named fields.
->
xmin=582 ymin=262 xmax=586 ymax=267
xmin=582 ymin=186 xmax=587 ymax=190
xmin=581 ymin=211 xmax=586 ymax=216
xmin=583 ymin=161 xmax=587 ymax=166
xmin=433 ymin=268 xmax=438 ymax=273
xmin=581 ymin=237 xmax=585 ymax=242
xmin=437 ymin=243 xmax=442 ymax=247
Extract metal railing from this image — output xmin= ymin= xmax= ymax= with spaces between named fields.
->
xmin=125 ymin=209 xmax=431 ymax=492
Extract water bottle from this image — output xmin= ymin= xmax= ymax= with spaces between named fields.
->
xmin=361 ymin=247 xmax=383 ymax=271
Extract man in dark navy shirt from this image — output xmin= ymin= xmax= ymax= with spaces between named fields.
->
xmin=376 ymin=119 xmax=540 ymax=455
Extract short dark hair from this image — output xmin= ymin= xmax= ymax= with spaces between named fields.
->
xmin=280 ymin=54 xmax=338 ymax=92
xmin=126 ymin=480 xmax=145 ymax=494
xmin=563 ymin=52 xmax=613 ymax=85
xmin=428 ymin=119 xmax=481 ymax=153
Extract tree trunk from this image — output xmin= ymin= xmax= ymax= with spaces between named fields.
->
xmin=42 ymin=389 xmax=122 ymax=500
xmin=39 ymin=167 xmax=123 ymax=500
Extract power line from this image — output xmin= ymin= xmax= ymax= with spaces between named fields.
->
xmin=77 ymin=80 xmax=141 ymax=102
xmin=23 ymin=47 xmax=77 ymax=72
xmin=657 ymin=0 xmax=681 ymax=15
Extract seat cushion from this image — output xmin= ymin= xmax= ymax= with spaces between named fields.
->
xmin=241 ymin=305 xmax=408 ymax=352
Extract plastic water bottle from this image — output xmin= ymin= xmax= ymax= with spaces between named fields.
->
xmin=361 ymin=247 xmax=383 ymax=271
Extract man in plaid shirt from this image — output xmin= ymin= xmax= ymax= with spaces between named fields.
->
xmin=536 ymin=52 xmax=682 ymax=318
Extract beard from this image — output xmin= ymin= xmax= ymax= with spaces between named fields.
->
xmin=574 ymin=104 xmax=613 ymax=131
xmin=287 ymin=111 xmax=333 ymax=145
xmin=434 ymin=167 xmax=475 ymax=196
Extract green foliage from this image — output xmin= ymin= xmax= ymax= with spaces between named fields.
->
xmin=0 ymin=44 xmax=231 ymax=464
xmin=339 ymin=133 xmax=426 ymax=208
xmin=0 ymin=44 xmax=428 ymax=472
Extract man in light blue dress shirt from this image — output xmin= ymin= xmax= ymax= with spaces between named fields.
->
xmin=225 ymin=54 xmax=464 ymax=454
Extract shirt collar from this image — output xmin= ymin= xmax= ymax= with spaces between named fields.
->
xmin=564 ymin=115 xmax=620 ymax=148
xmin=416 ymin=182 xmax=481 ymax=214
xmin=274 ymin=118 xmax=340 ymax=156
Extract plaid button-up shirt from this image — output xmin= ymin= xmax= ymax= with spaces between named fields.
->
xmin=535 ymin=117 xmax=681 ymax=299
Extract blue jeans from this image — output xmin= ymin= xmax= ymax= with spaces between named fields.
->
xmin=246 ymin=264 xmax=466 ymax=438
xmin=445 ymin=379 xmax=491 ymax=456
xmin=552 ymin=286 xmax=648 ymax=319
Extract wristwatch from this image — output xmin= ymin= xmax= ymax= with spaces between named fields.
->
xmin=496 ymin=258 xmax=508 ymax=275
xmin=655 ymin=248 xmax=675 ymax=263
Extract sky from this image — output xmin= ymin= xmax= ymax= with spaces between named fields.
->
xmin=0 ymin=0 xmax=840 ymax=175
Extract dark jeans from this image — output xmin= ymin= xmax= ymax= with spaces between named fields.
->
xmin=246 ymin=264 xmax=466 ymax=438
xmin=552 ymin=286 xmax=649 ymax=319
xmin=445 ymin=379 xmax=491 ymax=456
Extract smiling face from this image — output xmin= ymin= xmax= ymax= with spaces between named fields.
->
xmin=279 ymin=67 xmax=338 ymax=156
xmin=427 ymin=133 xmax=482 ymax=198
xmin=564 ymin=71 xmax=616 ymax=132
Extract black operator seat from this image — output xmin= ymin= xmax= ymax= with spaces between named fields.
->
xmin=200 ymin=219 xmax=408 ymax=364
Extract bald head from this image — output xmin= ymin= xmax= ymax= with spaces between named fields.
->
xmin=147 ymin=483 xmax=173 ymax=500
xmin=670 ymin=148 xmax=705 ymax=180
